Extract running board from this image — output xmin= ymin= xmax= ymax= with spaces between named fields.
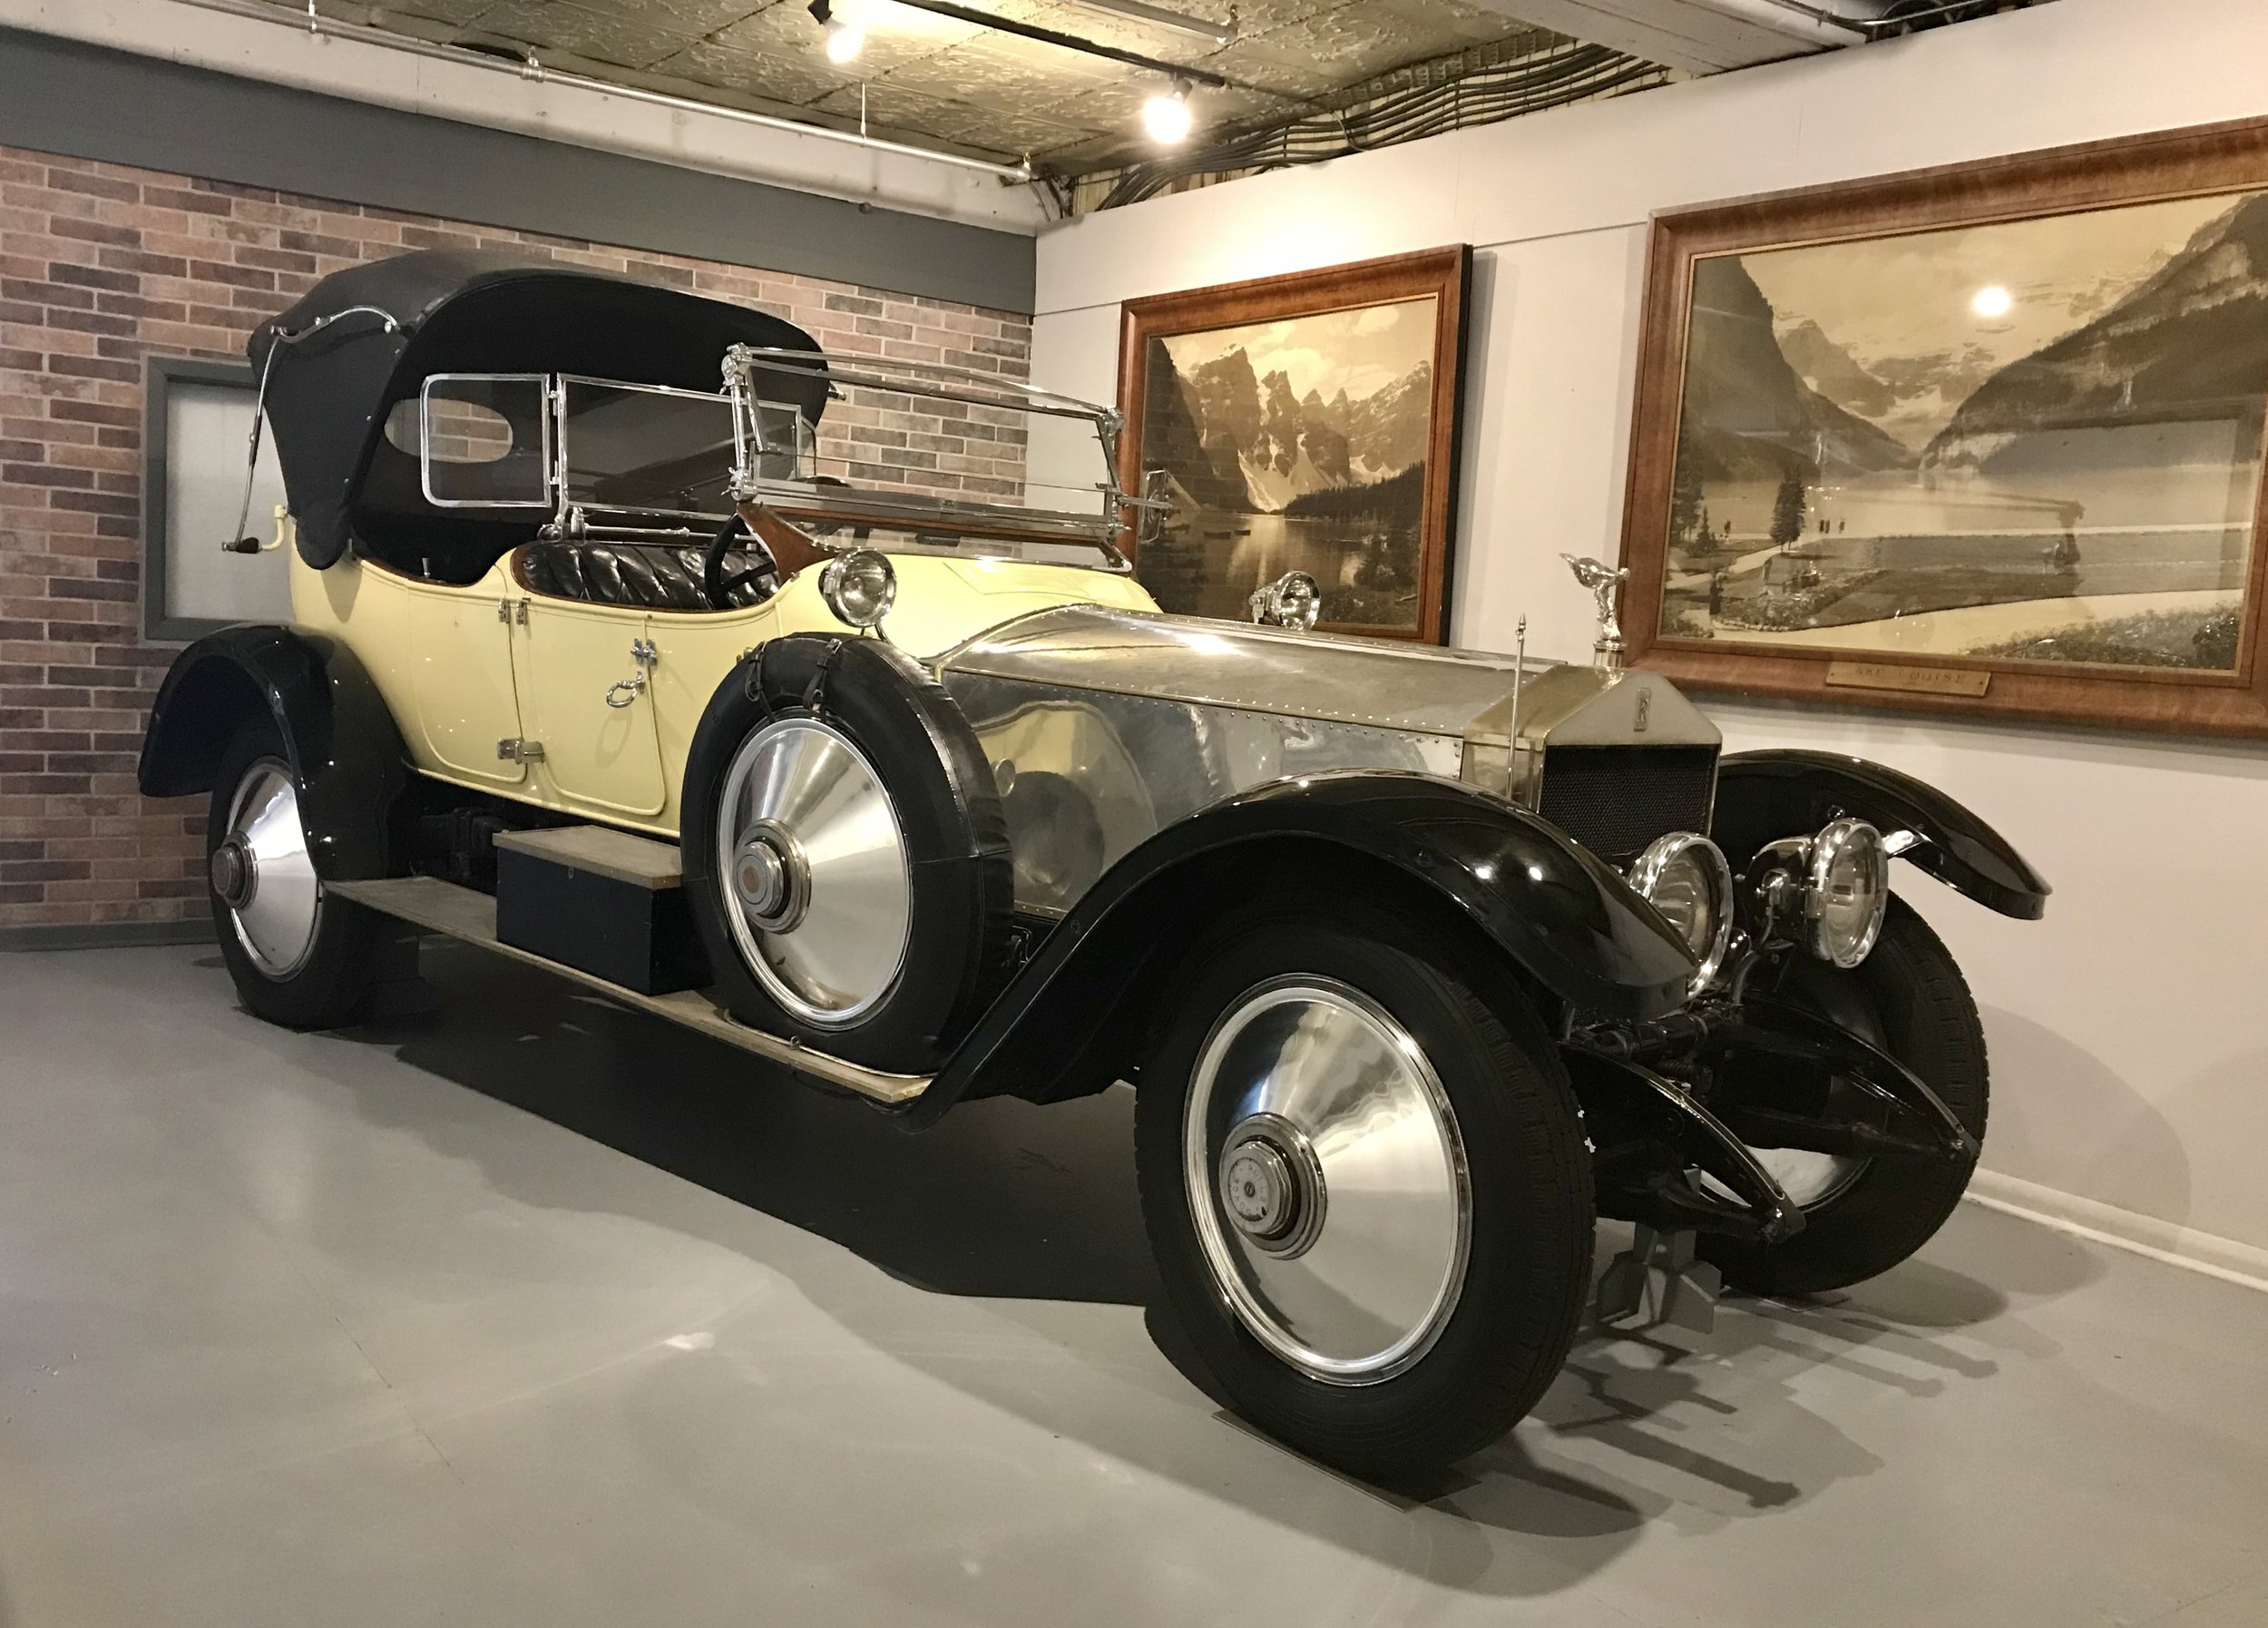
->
xmin=326 ymin=876 xmax=933 ymax=1106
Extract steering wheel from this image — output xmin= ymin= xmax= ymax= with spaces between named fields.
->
xmin=702 ymin=515 xmax=778 ymax=611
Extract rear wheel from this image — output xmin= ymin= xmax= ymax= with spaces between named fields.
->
xmin=1136 ymin=907 xmax=1593 ymax=1481
xmin=206 ymin=721 xmax=384 ymax=1028
xmin=1702 ymin=897 xmax=1988 ymax=1295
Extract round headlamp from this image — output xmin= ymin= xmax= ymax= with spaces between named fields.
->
xmin=1247 ymin=570 xmax=1321 ymax=631
xmin=1629 ymin=831 xmax=1735 ymax=995
xmin=818 ymin=548 xmax=896 ymax=631
xmin=1808 ymin=818 xmax=1889 ymax=968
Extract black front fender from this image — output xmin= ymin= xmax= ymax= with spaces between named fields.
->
xmin=138 ymin=624 xmax=407 ymax=882
xmin=1713 ymin=750 xmax=2048 ymax=920
xmin=909 ymin=771 xmax=1696 ymax=1126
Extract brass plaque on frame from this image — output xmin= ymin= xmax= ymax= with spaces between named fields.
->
xmin=1824 ymin=661 xmax=1993 ymax=699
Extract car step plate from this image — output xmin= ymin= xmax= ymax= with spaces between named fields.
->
xmin=326 ymin=875 xmax=932 ymax=1106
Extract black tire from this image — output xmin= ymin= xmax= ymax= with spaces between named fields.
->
xmin=207 ymin=720 xmax=385 ymax=1029
xmin=681 ymin=633 xmax=1013 ymax=1073
xmin=1702 ymin=897 xmax=1989 ymax=1296
xmin=1136 ymin=905 xmax=1594 ymax=1482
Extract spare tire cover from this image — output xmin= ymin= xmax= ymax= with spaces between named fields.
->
xmin=681 ymin=633 xmax=1015 ymax=1074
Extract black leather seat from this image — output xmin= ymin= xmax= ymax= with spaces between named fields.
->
xmin=518 ymin=541 xmax=776 ymax=612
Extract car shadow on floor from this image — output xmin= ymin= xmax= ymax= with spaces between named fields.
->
xmin=366 ymin=942 xmax=1161 ymax=1309
xmin=333 ymin=941 xmax=2087 ymax=1594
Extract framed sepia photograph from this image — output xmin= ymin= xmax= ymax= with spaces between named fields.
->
xmin=1620 ymin=118 xmax=2268 ymax=737
xmin=1116 ymin=248 xmax=1471 ymax=642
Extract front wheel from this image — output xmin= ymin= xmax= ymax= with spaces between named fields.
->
xmin=1136 ymin=908 xmax=1594 ymax=1481
xmin=206 ymin=721 xmax=384 ymax=1028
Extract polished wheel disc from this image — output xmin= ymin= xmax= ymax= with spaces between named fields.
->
xmin=1751 ymin=1146 xmax=1868 ymax=1209
xmin=715 ymin=717 xmax=910 ymax=1027
xmin=219 ymin=758 xmax=320 ymax=978
xmin=1184 ymin=978 xmax=1470 ymax=1385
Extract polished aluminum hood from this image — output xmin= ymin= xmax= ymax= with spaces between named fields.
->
xmin=934 ymin=604 xmax=1721 ymax=914
xmin=939 ymin=603 xmax=1541 ymax=740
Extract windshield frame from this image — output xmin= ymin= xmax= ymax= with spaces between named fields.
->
xmin=722 ymin=344 xmax=1136 ymax=573
xmin=552 ymin=373 xmax=746 ymax=526
xmin=406 ymin=357 xmax=1146 ymax=571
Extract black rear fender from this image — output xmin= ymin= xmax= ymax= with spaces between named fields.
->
xmin=1713 ymin=750 xmax=2048 ymax=920
xmin=138 ymin=625 xmax=407 ymax=881
xmin=908 ymin=772 xmax=1696 ymax=1126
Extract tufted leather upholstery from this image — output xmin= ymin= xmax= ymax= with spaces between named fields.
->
xmin=518 ymin=542 xmax=777 ymax=612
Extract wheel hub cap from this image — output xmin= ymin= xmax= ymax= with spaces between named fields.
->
xmin=1185 ymin=978 xmax=1471 ymax=1385
xmin=209 ymin=835 xmax=257 ymax=909
xmin=1218 ymin=1114 xmax=1325 ymax=1257
xmin=732 ymin=827 xmax=807 ymax=931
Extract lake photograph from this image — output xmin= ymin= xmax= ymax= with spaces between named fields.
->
xmin=1134 ymin=297 xmax=1440 ymax=635
xmin=1657 ymin=189 xmax=2268 ymax=672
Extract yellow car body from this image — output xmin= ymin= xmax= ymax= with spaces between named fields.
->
xmin=291 ymin=543 xmax=1159 ymax=838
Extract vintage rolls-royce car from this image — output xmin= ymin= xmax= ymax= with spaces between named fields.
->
xmin=139 ymin=252 xmax=2048 ymax=1480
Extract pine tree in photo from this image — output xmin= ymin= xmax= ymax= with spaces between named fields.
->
xmin=1769 ymin=468 xmax=1807 ymax=546
xmin=1668 ymin=438 xmax=1705 ymax=545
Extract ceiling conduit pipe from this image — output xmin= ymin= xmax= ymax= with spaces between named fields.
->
xmin=1458 ymin=0 xmax=1891 ymax=72
xmin=159 ymin=0 xmax=1036 ymax=182
xmin=1717 ymin=0 xmax=1892 ymax=40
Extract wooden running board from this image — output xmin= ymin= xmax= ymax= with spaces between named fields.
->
xmin=327 ymin=876 xmax=932 ymax=1106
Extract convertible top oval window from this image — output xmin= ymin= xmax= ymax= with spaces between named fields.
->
xmin=381 ymin=398 xmax=420 ymax=456
xmin=423 ymin=397 xmax=517 ymax=465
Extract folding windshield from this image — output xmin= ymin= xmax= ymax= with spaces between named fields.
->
xmin=411 ymin=356 xmax=1137 ymax=567
xmin=557 ymin=378 xmax=787 ymax=520
xmin=725 ymin=346 xmax=1132 ymax=568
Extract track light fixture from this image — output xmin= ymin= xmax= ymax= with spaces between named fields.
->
xmin=1141 ymin=80 xmax=1195 ymax=145
xmin=807 ymin=0 xmax=866 ymax=64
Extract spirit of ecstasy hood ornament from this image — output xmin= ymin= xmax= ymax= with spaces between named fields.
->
xmin=1562 ymin=554 xmax=1628 ymax=671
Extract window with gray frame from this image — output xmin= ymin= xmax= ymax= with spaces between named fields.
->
xmin=143 ymin=356 xmax=292 ymax=642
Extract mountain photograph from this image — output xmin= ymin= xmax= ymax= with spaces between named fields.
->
xmin=1134 ymin=296 xmax=1442 ymax=634
xmin=1659 ymin=188 xmax=2268 ymax=672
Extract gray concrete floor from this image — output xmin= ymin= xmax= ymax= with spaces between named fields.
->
xmin=1 ymin=944 xmax=2263 ymax=1628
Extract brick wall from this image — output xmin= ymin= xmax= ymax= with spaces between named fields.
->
xmin=0 ymin=142 xmax=1032 ymax=937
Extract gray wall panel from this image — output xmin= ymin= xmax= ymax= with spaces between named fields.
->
xmin=0 ymin=25 xmax=1035 ymax=313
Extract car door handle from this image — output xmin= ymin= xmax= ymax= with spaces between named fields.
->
xmin=606 ymin=637 xmax=660 ymax=708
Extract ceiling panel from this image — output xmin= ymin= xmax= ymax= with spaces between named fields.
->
xmin=462 ymin=0 xmax=710 ymax=69
xmin=307 ymin=0 xmax=1588 ymax=164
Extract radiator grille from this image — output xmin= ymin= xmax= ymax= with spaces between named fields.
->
xmin=1537 ymin=745 xmax=1718 ymax=864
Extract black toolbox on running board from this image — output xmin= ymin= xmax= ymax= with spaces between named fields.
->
xmin=494 ymin=826 xmax=709 ymax=995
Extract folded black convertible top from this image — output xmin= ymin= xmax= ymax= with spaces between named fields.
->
xmin=250 ymin=250 xmax=826 ymax=568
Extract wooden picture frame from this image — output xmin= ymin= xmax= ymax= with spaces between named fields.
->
xmin=1619 ymin=117 xmax=2268 ymax=738
xmin=1116 ymin=247 xmax=1471 ymax=643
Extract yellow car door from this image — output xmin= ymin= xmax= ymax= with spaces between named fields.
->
xmin=403 ymin=573 xmax=529 ymax=789
xmin=511 ymin=594 xmax=668 ymax=819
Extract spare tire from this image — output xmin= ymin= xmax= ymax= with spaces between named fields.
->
xmin=681 ymin=633 xmax=1015 ymax=1074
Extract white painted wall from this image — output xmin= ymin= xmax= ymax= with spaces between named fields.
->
xmin=0 ymin=0 xmax=1044 ymax=230
xmin=1031 ymin=0 xmax=2268 ymax=1259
